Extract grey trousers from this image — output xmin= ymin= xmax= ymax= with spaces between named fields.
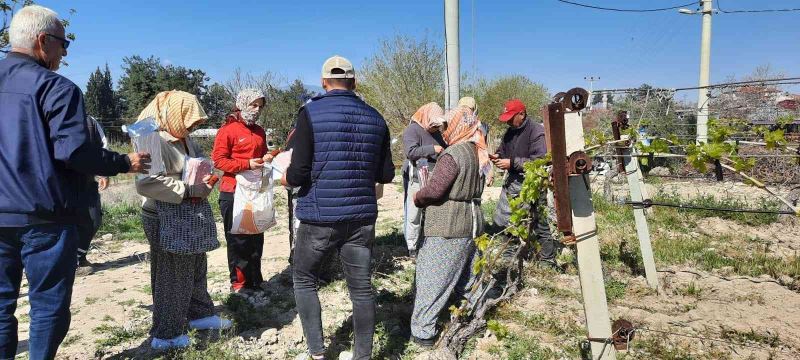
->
xmin=142 ymin=214 xmax=215 ymax=339
xmin=411 ymin=236 xmax=476 ymax=340
xmin=404 ymin=179 xmax=423 ymax=251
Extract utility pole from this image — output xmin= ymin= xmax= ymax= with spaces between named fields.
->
xmin=445 ymin=0 xmax=460 ymax=109
xmin=584 ymin=76 xmax=599 ymax=109
xmin=694 ymin=0 xmax=713 ymax=143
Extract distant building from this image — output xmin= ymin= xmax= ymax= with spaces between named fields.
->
xmin=189 ymin=128 xmax=218 ymax=138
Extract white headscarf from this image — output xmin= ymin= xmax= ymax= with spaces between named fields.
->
xmin=236 ymin=89 xmax=266 ymax=125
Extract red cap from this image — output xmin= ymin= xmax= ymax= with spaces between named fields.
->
xmin=499 ymin=99 xmax=526 ymax=122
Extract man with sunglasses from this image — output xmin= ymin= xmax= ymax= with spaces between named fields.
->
xmin=0 ymin=5 xmax=150 ymax=359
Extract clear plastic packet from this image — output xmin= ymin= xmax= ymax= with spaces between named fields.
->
xmin=417 ymin=158 xmax=430 ymax=188
xmin=124 ymin=117 xmax=166 ymax=176
xmin=271 ymin=149 xmax=293 ymax=183
xmin=182 ymin=157 xmax=214 ymax=186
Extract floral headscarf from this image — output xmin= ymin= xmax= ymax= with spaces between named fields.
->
xmin=411 ymin=102 xmax=445 ymax=130
xmin=235 ymin=89 xmax=266 ymax=125
xmin=442 ymin=106 xmax=491 ymax=176
xmin=136 ymin=90 xmax=207 ymax=142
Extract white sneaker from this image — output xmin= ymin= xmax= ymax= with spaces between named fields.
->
xmin=338 ymin=351 xmax=353 ymax=360
xmin=189 ymin=315 xmax=232 ymax=330
xmin=295 ymin=352 xmax=325 ymax=360
xmin=150 ymin=334 xmax=190 ymax=350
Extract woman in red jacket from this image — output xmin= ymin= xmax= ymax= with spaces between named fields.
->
xmin=212 ymin=89 xmax=273 ymax=293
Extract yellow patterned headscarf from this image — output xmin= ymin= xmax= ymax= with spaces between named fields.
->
xmin=136 ymin=90 xmax=208 ymax=141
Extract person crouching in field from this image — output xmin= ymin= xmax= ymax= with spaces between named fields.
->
xmin=402 ymin=102 xmax=447 ymax=257
xmin=410 ymin=105 xmax=491 ymax=347
xmin=135 ymin=91 xmax=231 ymax=350
xmin=212 ymin=89 xmax=273 ymax=293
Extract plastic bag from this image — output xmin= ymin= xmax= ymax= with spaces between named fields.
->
xmin=124 ymin=117 xmax=166 ymax=176
xmin=183 ymin=157 xmax=214 ymax=187
xmin=271 ymin=149 xmax=292 ymax=183
xmin=231 ymin=166 xmax=276 ymax=234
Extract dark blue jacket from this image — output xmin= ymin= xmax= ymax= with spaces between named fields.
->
xmin=286 ymin=90 xmax=394 ymax=223
xmin=0 ymin=53 xmax=130 ymax=226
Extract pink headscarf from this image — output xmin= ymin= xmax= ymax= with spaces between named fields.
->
xmin=411 ymin=102 xmax=446 ymax=130
xmin=442 ymin=106 xmax=491 ymax=176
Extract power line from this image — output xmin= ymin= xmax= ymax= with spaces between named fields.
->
xmin=717 ymin=0 xmax=800 ymax=14
xmin=598 ymin=77 xmax=800 ymax=94
xmin=555 ymin=0 xmax=699 ymax=13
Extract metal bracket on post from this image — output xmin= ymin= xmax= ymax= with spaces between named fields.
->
xmin=544 ymin=89 xmax=616 ymax=360
xmin=614 ymin=111 xmax=659 ymax=290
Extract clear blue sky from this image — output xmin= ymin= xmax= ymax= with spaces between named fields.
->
xmin=40 ymin=0 xmax=800 ymax=102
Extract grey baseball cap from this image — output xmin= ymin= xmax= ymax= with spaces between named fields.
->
xmin=321 ymin=55 xmax=355 ymax=79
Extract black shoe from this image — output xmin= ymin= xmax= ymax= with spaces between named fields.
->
xmin=78 ymin=257 xmax=92 ymax=268
xmin=409 ymin=249 xmax=418 ymax=258
xmin=536 ymin=259 xmax=560 ymax=272
xmin=412 ymin=335 xmax=436 ymax=348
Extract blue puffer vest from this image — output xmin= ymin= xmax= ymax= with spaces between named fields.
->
xmin=295 ymin=90 xmax=388 ymax=223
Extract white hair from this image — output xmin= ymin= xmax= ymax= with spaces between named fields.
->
xmin=9 ymin=5 xmax=62 ymax=50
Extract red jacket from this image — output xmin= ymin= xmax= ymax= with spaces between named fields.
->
xmin=212 ymin=113 xmax=267 ymax=193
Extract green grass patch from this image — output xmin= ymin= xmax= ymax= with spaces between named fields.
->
xmin=676 ymin=282 xmax=703 ymax=298
xmin=720 ymin=326 xmax=780 ymax=347
xmin=62 ymin=334 xmax=82 ymax=347
xmin=488 ymin=333 xmax=558 ymax=360
xmin=604 ymin=278 xmax=627 ymax=302
xmin=92 ymin=323 xmax=149 ymax=351
xmin=98 ymin=202 xmax=145 ymax=242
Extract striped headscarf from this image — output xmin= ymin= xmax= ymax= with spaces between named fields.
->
xmin=442 ymin=106 xmax=491 ymax=176
xmin=411 ymin=102 xmax=445 ymax=130
xmin=137 ymin=90 xmax=208 ymax=141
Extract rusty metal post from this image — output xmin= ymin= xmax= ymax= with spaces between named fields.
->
xmin=611 ymin=111 xmax=628 ymax=173
xmin=543 ymin=102 xmax=575 ymax=244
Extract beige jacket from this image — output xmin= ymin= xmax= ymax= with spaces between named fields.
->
xmin=135 ymin=132 xmax=204 ymax=214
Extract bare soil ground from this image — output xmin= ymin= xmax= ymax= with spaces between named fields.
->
xmin=9 ymin=177 xmax=800 ymax=359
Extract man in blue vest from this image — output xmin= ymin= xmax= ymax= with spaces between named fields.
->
xmin=284 ymin=55 xmax=394 ymax=360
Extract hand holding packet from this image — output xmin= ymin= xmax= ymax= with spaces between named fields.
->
xmin=183 ymin=157 xmax=214 ymax=187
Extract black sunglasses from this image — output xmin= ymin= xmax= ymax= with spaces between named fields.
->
xmin=45 ymin=34 xmax=70 ymax=49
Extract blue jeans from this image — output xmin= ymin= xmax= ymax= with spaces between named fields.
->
xmin=0 ymin=224 xmax=78 ymax=360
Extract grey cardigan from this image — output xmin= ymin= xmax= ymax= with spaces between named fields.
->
xmin=402 ymin=122 xmax=447 ymax=178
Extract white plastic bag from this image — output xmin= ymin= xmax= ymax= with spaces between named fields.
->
xmin=125 ymin=117 xmax=166 ymax=176
xmin=231 ymin=166 xmax=276 ymax=234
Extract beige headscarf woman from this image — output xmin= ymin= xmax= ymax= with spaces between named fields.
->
xmin=411 ymin=102 xmax=446 ymax=130
xmin=442 ymin=106 xmax=491 ymax=176
xmin=137 ymin=90 xmax=208 ymax=142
